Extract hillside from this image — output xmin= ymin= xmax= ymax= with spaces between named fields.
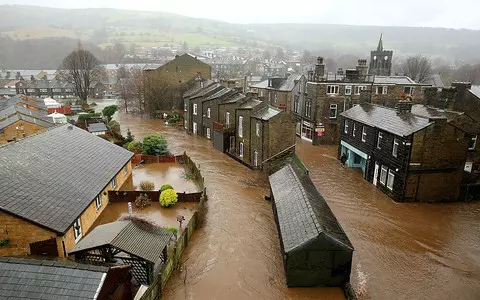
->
xmin=1 ymin=5 xmax=480 ymax=68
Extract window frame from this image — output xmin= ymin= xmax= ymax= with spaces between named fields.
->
xmin=404 ymin=86 xmax=414 ymax=95
xmin=468 ymin=135 xmax=477 ymax=150
xmin=382 ymin=86 xmax=388 ymax=95
xmin=353 ymin=122 xmax=356 ymax=137
xmin=226 ymin=112 xmax=230 ymax=128
xmin=380 ymin=166 xmax=388 ymax=185
xmin=73 ymin=218 xmax=82 ymax=243
xmin=184 ymin=103 xmax=187 ymax=111
xmin=293 ymin=95 xmax=299 ymax=113
xmin=393 ymin=138 xmax=399 ymax=157
xmin=123 ymin=165 xmax=128 ymax=176
xmin=238 ymin=116 xmax=243 ymax=138
xmin=239 ymin=142 xmax=244 ymax=157
xmin=345 ymin=85 xmax=352 ymax=96
xmin=377 ymin=132 xmax=383 ymax=149
xmin=207 ymin=107 xmax=211 ymax=118
xmin=256 ymin=123 xmax=260 ymax=136
xmin=327 ymin=85 xmax=339 ymax=95
xmin=354 ymin=86 xmax=366 ymax=95
xmin=305 ymin=101 xmax=312 ymax=118
xmin=193 ymin=103 xmax=198 ymax=115
xmin=344 ymin=119 xmax=349 ymax=134
xmin=329 ymin=104 xmax=338 ymax=119
xmin=387 ymin=170 xmax=395 ymax=190
xmin=111 ymin=177 xmax=117 ymax=189
xmin=206 ymin=127 xmax=211 ymax=139
xmin=95 ymin=195 xmax=102 ymax=210
xmin=362 ymin=126 xmax=367 ymax=142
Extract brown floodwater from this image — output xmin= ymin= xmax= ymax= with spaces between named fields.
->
xmin=110 ymin=102 xmax=480 ymax=300
xmin=132 ymin=163 xmax=199 ymax=193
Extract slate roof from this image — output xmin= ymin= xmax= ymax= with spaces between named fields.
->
xmin=269 ymin=164 xmax=354 ymax=253
xmin=220 ymin=93 xmax=245 ymax=104
xmin=278 ymin=74 xmax=302 ymax=91
xmin=0 ymin=95 xmax=47 ymax=111
xmin=87 ymin=123 xmax=108 ymax=133
xmin=203 ymin=87 xmax=232 ymax=102
xmin=70 ymin=220 xmax=173 ymax=263
xmin=424 ymin=74 xmax=445 ymax=89
xmin=0 ymin=124 xmax=134 ymax=234
xmin=0 ymin=113 xmax=55 ymax=130
xmin=251 ymin=106 xmax=282 ymax=120
xmin=250 ymin=79 xmax=269 ymax=89
xmin=183 ymin=80 xmax=215 ymax=98
xmin=469 ymin=85 xmax=480 ymax=99
xmin=189 ymin=84 xmax=223 ymax=100
xmin=411 ymin=104 xmax=480 ymax=134
xmin=341 ymin=103 xmax=432 ymax=137
xmin=239 ymin=98 xmax=262 ymax=109
xmin=0 ymin=105 xmax=53 ymax=124
xmin=0 ymin=257 xmax=108 ymax=300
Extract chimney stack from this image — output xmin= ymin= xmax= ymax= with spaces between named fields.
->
xmin=396 ymin=97 xmax=413 ymax=115
xmin=356 ymin=59 xmax=368 ymax=80
xmin=314 ymin=57 xmax=325 ymax=82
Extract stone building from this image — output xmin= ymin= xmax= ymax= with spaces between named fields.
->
xmin=201 ymin=87 xmax=237 ymax=141
xmin=215 ymin=93 xmax=248 ymax=153
xmin=368 ymin=34 xmax=393 ymax=76
xmin=339 ymin=101 xmax=478 ymax=202
xmin=0 ymin=124 xmax=134 ymax=257
xmin=295 ymin=57 xmax=429 ymax=145
xmin=0 ymin=95 xmax=55 ymax=144
xmin=265 ymin=74 xmax=304 ymax=112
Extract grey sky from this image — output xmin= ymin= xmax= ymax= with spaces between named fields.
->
xmin=1 ymin=0 xmax=479 ymax=29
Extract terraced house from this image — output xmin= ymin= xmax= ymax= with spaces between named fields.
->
xmin=0 ymin=124 xmax=134 ymax=257
xmin=339 ymin=100 xmax=478 ymax=202
xmin=295 ymin=57 xmax=429 ymax=145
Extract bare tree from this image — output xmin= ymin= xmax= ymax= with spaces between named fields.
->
xmin=119 ymin=67 xmax=144 ymax=114
xmin=401 ymin=55 xmax=433 ymax=83
xmin=142 ymin=71 xmax=187 ymax=117
xmin=60 ymin=45 xmax=101 ymax=104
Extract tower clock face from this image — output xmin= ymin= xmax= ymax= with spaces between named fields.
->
xmin=384 ymin=56 xmax=389 ymax=60
xmin=373 ymin=56 xmax=377 ymax=60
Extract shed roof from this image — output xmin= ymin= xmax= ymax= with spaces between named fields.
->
xmin=269 ymin=164 xmax=354 ymax=253
xmin=70 ymin=220 xmax=173 ymax=263
xmin=0 ymin=257 xmax=108 ymax=300
xmin=87 ymin=122 xmax=108 ymax=133
xmin=0 ymin=124 xmax=133 ymax=234
xmin=341 ymin=103 xmax=432 ymax=136
xmin=251 ymin=106 xmax=282 ymax=120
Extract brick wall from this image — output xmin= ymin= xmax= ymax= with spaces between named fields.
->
xmin=0 ymin=120 xmax=48 ymax=144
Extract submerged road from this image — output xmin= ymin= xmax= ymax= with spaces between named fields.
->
xmin=113 ymin=106 xmax=480 ymax=300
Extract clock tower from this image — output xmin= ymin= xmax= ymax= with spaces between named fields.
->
xmin=368 ymin=34 xmax=393 ymax=76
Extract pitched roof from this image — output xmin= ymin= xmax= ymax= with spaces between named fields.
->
xmin=269 ymin=164 xmax=354 ymax=253
xmin=70 ymin=220 xmax=173 ymax=263
xmin=341 ymin=103 xmax=432 ymax=136
xmin=469 ymin=85 xmax=480 ymax=99
xmin=424 ymin=74 xmax=445 ymax=89
xmin=251 ymin=106 xmax=282 ymax=120
xmin=0 ymin=124 xmax=134 ymax=234
xmin=220 ymin=93 xmax=246 ymax=104
xmin=190 ymin=84 xmax=223 ymax=100
xmin=183 ymin=80 xmax=215 ymax=98
xmin=0 ymin=113 xmax=55 ymax=130
xmin=87 ymin=122 xmax=108 ymax=133
xmin=0 ymin=257 xmax=108 ymax=300
xmin=411 ymin=104 xmax=480 ymax=134
xmin=0 ymin=95 xmax=47 ymax=111
xmin=278 ymin=74 xmax=302 ymax=91
xmin=0 ymin=104 xmax=54 ymax=124
xmin=250 ymin=79 xmax=269 ymax=89
xmin=203 ymin=87 xmax=233 ymax=102
xmin=239 ymin=98 xmax=262 ymax=109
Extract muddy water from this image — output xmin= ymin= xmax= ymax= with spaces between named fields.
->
xmin=112 ymin=106 xmax=480 ymax=300
xmin=132 ymin=163 xmax=198 ymax=193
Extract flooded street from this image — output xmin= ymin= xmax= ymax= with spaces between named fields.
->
xmin=111 ymin=103 xmax=480 ymax=300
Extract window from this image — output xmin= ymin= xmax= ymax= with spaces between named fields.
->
xmin=387 ymin=170 xmax=395 ymax=190
xmin=111 ymin=177 xmax=117 ymax=188
xmin=404 ymin=86 xmax=414 ymax=95
xmin=73 ymin=218 xmax=82 ymax=242
xmin=293 ymin=95 xmax=299 ymax=113
xmin=226 ymin=112 xmax=230 ymax=128
xmin=193 ymin=103 xmax=198 ymax=115
xmin=380 ymin=166 xmax=388 ymax=185
xmin=253 ymin=151 xmax=258 ymax=167
xmin=256 ymin=123 xmax=260 ymax=136
xmin=238 ymin=116 xmax=243 ymax=138
xmin=377 ymin=132 xmax=383 ymax=149
xmin=193 ymin=122 xmax=197 ymax=134
xmin=329 ymin=104 xmax=337 ymax=119
xmin=327 ymin=85 xmax=339 ymax=95
xmin=95 ymin=195 xmax=102 ymax=210
xmin=305 ymin=101 xmax=312 ymax=118
xmin=206 ymin=127 xmax=211 ymax=139
xmin=362 ymin=126 xmax=367 ymax=142
xmin=344 ymin=120 xmax=349 ymax=134
xmin=123 ymin=165 xmax=128 ymax=175
xmin=382 ymin=86 xmax=388 ymax=94
xmin=468 ymin=135 xmax=477 ymax=150
xmin=353 ymin=122 xmax=356 ymax=137
xmin=354 ymin=86 xmax=366 ymax=95
xmin=376 ymin=86 xmax=382 ymax=95
xmin=184 ymin=103 xmax=187 ymax=111
xmin=207 ymin=107 xmax=211 ymax=118
xmin=345 ymin=85 xmax=352 ymax=96
xmin=239 ymin=142 xmax=244 ymax=157
xmin=393 ymin=138 xmax=399 ymax=157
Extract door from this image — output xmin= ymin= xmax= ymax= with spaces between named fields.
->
xmin=193 ymin=122 xmax=197 ymax=134
xmin=373 ymin=162 xmax=379 ymax=186
xmin=229 ymin=136 xmax=235 ymax=153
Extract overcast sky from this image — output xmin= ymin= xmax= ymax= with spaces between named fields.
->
xmin=1 ymin=0 xmax=479 ymax=29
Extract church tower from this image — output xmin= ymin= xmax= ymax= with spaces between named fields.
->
xmin=368 ymin=34 xmax=393 ymax=76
